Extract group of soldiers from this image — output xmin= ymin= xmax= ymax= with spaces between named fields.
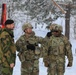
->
xmin=0 ymin=19 xmax=73 ymax=75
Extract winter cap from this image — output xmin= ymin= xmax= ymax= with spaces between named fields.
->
xmin=5 ymin=19 xmax=14 ymax=25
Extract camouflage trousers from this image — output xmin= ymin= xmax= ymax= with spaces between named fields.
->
xmin=0 ymin=65 xmax=13 ymax=75
xmin=21 ymin=60 xmax=39 ymax=75
xmin=48 ymin=61 xmax=65 ymax=75
xmin=0 ymin=65 xmax=2 ymax=75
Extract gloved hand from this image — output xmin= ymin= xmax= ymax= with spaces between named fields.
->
xmin=46 ymin=32 xmax=52 ymax=37
xmin=27 ymin=44 xmax=35 ymax=50
xmin=67 ymin=62 xmax=72 ymax=67
xmin=44 ymin=61 xmax=49 ymax=67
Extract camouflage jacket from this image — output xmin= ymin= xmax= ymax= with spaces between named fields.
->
xmin=44 ymin=34 xmax=73 ymax=64
xmin=16 ymin=32 xmax=44 ymax=62
xmin=0 ymin=28 xmax=16 ymax=67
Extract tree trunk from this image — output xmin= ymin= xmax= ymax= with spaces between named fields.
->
xmin=65 ymin=4 xmax=71 ymax=39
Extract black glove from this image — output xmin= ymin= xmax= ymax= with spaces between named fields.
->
xmin=46 ymin=32 xmax=52 ymax=37
xmin=44 ymin=61 xmax=49 ymax=67
xmin=27 ymin=44 xmax=35 ymax=50
xmin=43 ymin=56 xmax=49 ymax=67
xmin=67 ymin=62 xmax=72 ymax=67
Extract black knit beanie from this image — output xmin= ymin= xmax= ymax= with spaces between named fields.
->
xmin=5 ymin=19 xmax=14 ymax=25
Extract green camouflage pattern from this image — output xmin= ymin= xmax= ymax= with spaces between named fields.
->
xmin=16 ymin=31 xmax=44 ymax=75
xmin=0 ymin=41 xmax=3 ymax=64
xmin=0 ymin=28 xmax=16 ymax=75
xmin=42 ymin=36 xmax=51 ymax=67
xmin=44 ymin=34 xmax=73 ymax=75
xmin=1 ymin=67 xmax=13 ymax=75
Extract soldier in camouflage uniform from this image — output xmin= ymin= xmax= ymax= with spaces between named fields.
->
xmin=43 ymin=24 xmax=56 ymax=67
xmin=43 ymin=24 xmax=73 ymax=75
xmin=0 ymin=19 xmax=16 ymax=75
xmin=16 ymin=23 xmax=44 ymax=75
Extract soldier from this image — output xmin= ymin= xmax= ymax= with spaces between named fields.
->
xmin=0 ymin=19 xmax=16 ymax=75
xmin=16 ymin=22 xmax=44 ymax=75
xmin=43 ymin=24 xmax=73 ymax=75
xmin=43 ymin=24 xmax=57 ymax=67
